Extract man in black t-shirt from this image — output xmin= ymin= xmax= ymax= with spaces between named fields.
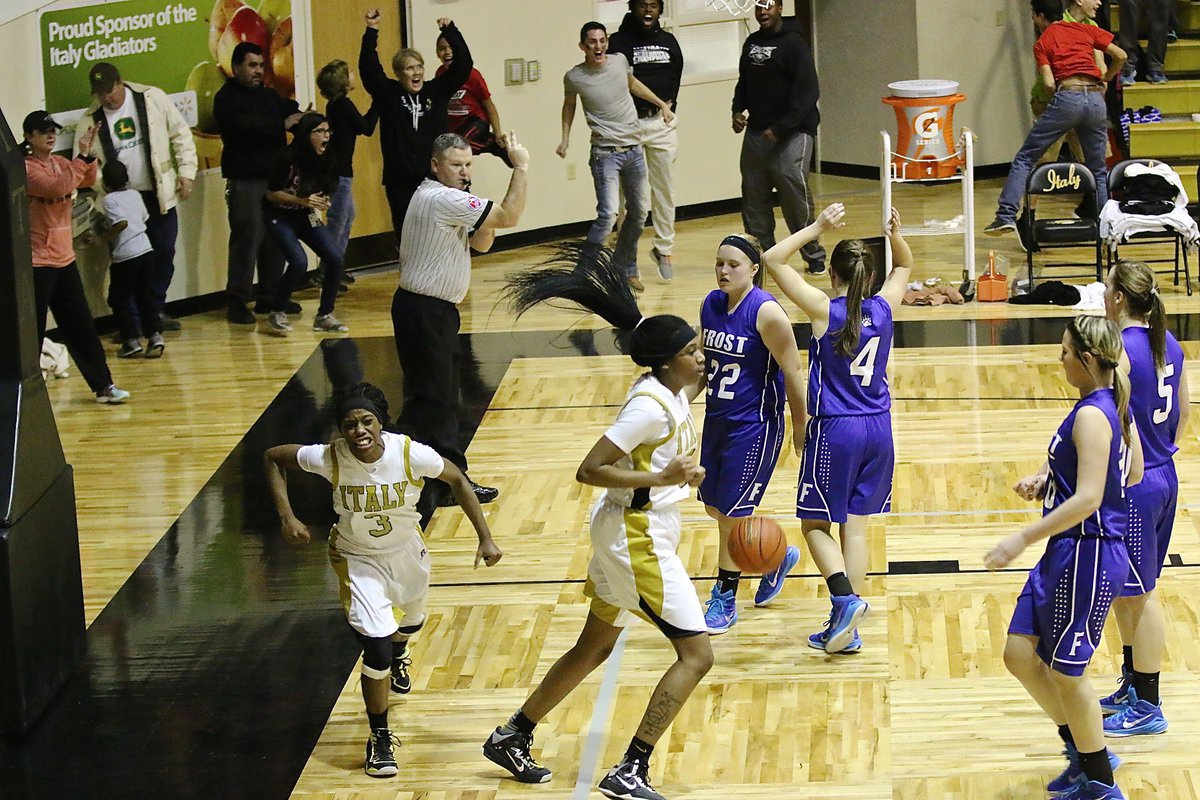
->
xmin=608 ymin=0 xmax=683 ymax=281
xmin=732 ymin=0 xmax=825 ymax=274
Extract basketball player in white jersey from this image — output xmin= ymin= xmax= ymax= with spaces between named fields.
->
xmin=265 ymin=383 xmax=502 ymax=778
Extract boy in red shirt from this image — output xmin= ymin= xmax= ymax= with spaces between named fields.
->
xmin=986 ymin=0 xmax=1126 ymax=239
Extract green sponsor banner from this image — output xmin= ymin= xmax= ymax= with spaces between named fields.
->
xmin=40 ymin=0 xmax=296 ymax=167
xmin=41 ymin=0 xmax=211 ymax=112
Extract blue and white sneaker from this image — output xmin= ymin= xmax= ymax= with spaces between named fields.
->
xmin=704 ymin=586 xmax=738 ymax=635
xmin=1060 ymin=779 xmax=1126 ymax=799
xmin=1098 ymin=670 xmax=1131 ymax=715
xmin=754 ymin=545 xmax=801 ymax=607
xmin=807 ymin=623 xmax=862 ymax=654
xmin=1103 ymin=687 xmax=1168 ymax=737
xmin=1048 ymin=744 xmax=1121 ymax=796
xmin=824 ymin=594 xmax=868 ymax=653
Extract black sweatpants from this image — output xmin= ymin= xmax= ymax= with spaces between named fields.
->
xmin=33 ymin=263 xmax=114 ymax=394
xmin=108 ymin=252 xmax=162 ymax=341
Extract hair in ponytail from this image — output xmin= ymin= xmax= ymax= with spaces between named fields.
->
xmin=504 ymin=242 xmax=696 ymax=369
xmin=829 ymin=239 xmax=871 ymax=359
xmin=1109 ymin=259 xmax=1167 ymax=372
xmin=1067 ymin=315 xmax=1131 ymax=445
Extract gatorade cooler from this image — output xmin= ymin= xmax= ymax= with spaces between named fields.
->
xmin=883 ymin=80 xmax=966 ymax=180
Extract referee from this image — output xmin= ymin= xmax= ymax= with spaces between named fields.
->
xmin=394 ymin=131 xmax=529 ymax=521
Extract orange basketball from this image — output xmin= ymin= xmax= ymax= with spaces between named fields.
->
xmin=729 ymin=516 xmax=788 ymax=574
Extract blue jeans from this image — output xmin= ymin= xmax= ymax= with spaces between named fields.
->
xmin=319 ymin=176 xmax=355 ymax=273
xmin=588 ymin=145 xmax=647 ymax=276
xmin=996 ymin=90 xmax=1109 ymax=223
xmin=264 ymin=211 xmax=344 ymax=316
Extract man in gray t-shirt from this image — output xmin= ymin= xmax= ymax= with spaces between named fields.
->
xmin=558 ymin=21 xmax=674 ymax=292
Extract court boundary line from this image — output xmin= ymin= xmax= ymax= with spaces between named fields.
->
xmin=571 ymin=629 xmax=628 ymax=800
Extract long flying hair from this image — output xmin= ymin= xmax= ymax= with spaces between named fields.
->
xmin=1109 ymin=259 xmax=1167 ymax=371
xmin=505 ymin=242 xmax=694 ymax=368
xmin=1067 ymin=315 xmax=1132 ymax=445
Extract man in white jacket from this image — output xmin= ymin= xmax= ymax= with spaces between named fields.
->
xmin=77 ymin=63 xmax=197 ymax=332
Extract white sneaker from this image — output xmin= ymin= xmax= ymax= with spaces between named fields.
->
xmin=263 ymin=311 xmax=291 ymax=336
xmin=313 ymin=313 xmax=349 ymax=332
xmin=652 ymin=249 xmax=673 ymax=282
xmin=95 ymin=385 xmax=131 ymax=404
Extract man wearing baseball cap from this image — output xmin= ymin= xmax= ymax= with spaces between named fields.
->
xmin=75 ymin=61 xmax=197 ymax=333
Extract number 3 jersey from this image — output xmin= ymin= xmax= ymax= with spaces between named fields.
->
xmin=700 ymin=286 xmax=785 ymax=423
xmin=1123 ymin=326 xmax=1184 ymax=469
xmin=808 ymin=294 xmax=893 ymax=417
xmin=296 ymin=431 xmax=444 ymax=556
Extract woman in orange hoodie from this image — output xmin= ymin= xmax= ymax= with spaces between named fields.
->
xmin=23 ymin=110 xmax=129 ymax=404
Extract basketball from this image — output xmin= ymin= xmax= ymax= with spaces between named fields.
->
xmin=729 ymin=516 xmax=788 ymax=574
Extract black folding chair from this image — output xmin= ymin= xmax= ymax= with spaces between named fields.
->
xmin=1024 ymin=162 xmax=1103 ymax=290
xmin=1105 ymin=160 xmax=1191 ymax=296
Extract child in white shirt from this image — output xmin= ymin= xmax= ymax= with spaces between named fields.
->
xmin=102 ymin=160 xmax=164 ymax=358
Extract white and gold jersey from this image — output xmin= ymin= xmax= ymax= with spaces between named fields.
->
xmin=602 ymin=375 xmax=699 ymax=510
xmin=297 ymin=431 xmax=444 ymax=556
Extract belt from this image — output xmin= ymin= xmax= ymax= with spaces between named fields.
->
xmin=593 ymin=144 xmax=638 ymax=153
xmin=1058 ymin=82 xmax=1106 ymax=92
xmin=637 ymin=107 xmax=661 ymax=119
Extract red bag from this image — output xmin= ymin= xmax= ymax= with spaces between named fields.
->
xmin=977 ymin=250 xmax=1008 ymax=302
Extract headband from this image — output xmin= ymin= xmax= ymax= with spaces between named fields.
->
xmin=719 ymin=235 xmax=760 ymax=266
xmin=629 ymin=315 xmax=697 ymax=368
xmin=337 ymin=396 xmax=385 ymax=425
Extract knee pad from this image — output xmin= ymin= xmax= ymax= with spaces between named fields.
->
xmin=360 ymin=635 xmax=393 ymax=680
xmin=395 ymin=617 xmax=425 ymax=636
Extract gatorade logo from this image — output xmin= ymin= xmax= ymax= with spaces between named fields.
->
xmin=913 ymin=110 xmax=940 ymax=142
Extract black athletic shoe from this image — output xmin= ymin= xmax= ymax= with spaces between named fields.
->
xmin=253 ymin=300 xmax=302 ymax=315
xmin=482 ymin=727 xmax=552 ymax=783
xmin=227 ymin=302 xmax=256 ymax=325
xmin=598 ymin=758 xmax=664 ymax=800
xmin=158 ymin=314 xmax=182 ymax=332
xmin=390 ymin=652 xmax=412 ymax=694
xmin=364 ymin=728 xmax=400 ymax=778
xmin=436 ymin=480 xmax=500 ymax=507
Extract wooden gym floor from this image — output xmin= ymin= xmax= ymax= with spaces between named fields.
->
xmin=2 ymin=174 xmax=1199 ymax=799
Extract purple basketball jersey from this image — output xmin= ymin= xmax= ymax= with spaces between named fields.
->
xmin=1044 ymin=388 xmax=1128 ymax=540
xmin=701 ymin=287 xmax=786 ymax=422
xmin=1122 ymin=326 xmax=1184 ymax=469
xmin=808 ymin=295 xmax=893 ymax=417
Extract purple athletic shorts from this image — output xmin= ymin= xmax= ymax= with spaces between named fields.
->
xmin=1009 ymin=534 xmax=1130 ymax=676
xmin=698 ymin=414 xmax=785 ymax=518
xmin=796 ymin=413 xmax=893 ymax=524
xmin=1121 ymin=460 xmax=1178 ymax=596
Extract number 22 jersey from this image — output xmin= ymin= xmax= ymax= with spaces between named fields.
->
xmin=808 ymin=295 xmax=893 ymax=417
xmin=700 ymin=286 xmax=786 ymax=423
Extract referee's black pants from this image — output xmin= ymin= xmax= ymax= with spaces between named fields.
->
xmin=391 ymin=288 xmax=468 ymax=513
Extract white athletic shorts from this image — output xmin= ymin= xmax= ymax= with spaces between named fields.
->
xmin=329 ymin=534 xmax=430 ymax=639
xmin=585 ymin=498 xmax=705 ymax=637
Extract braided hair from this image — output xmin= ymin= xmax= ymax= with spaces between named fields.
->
xmin=505 ymin=242 xmax=696 ymax=369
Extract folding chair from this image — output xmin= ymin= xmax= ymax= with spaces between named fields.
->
xmin=1104 ymin=159 xmax=1191 ymax=296
xmin=1024 ymin=162 xmax=1103 ymax=290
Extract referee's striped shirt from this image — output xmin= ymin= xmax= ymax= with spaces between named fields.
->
xmin=398 ymin=178 xmax=493 ymax=304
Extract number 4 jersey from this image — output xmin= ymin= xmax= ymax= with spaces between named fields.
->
xmin=700 ymin=286 xmax=786 ymax=423
xmin=809 ymin=295 xmax=894 ymax=417
xmin=297 ymin=431 xmax=444 ymax=556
